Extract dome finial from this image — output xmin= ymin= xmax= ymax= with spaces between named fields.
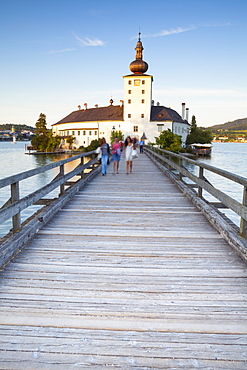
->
xmin=129 ymin=31 xmax=148 ymax=74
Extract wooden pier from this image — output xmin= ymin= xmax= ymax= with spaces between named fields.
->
xmin=0 ymin=153 xmax=247 ymax=368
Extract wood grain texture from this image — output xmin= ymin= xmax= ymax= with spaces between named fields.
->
xmin=0 ymin=154 xmax=246 ymax=369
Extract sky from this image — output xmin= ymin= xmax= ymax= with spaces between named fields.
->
xmin=0 ymin=0 xmax=246 ymax=128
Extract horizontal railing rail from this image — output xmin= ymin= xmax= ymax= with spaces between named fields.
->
xmin=145 ymin=146 xmax=247 ymax=239
xmin=0 ymin=150 xmax=99 ymax=235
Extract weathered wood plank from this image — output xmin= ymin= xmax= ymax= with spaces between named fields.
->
xmin=0 ymin=154 xmax=246 ymax=368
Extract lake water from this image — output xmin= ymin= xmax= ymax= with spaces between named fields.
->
xmin=183 ymin=142 xmax=247 ymax=227
xmin=0 ymin=141 xmax=77 ymax=236
xmin=0 ymin=141 xmax=246 ymax=236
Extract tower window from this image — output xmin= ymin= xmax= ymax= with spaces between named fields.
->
xmin=83 ymin=131 xmax=86 ymax=135
xmin=89 ymin=131 xmax=92 ymax=135
xmin=128 ymin=80 xmax=132 ymax=85
xmin=128 ymin=90 xmax=131 ymax=94
xmin=141 ymin=114 xmax=144 ymax=118
xmin=133 ymin=126 xmax=138 ymax=132
xmin=141 ymin=99 xmax=145 ymax=103
xmin=128 ymin=99 xmax=131 ymax=104
xmin=72 ymin=131 xmax=75 ymax=135
xmin=142 ymin=90 xmax=145 ymax=94
xmin=78 ymin=131 xmax=80 ymax=136
xmin=142 ymin=80 xmax=145 ymax=85
xmin=128 ymin=114 xmax=131 ymax=118
xmin=94 ymin=131 xmax=97 ymax=135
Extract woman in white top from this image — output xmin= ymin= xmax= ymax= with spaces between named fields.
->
xmin=124 ymin=136 xmax=133 ymax=174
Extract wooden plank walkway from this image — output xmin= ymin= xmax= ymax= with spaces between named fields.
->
xmin=0 ymin=153 xmax=247 ymax=369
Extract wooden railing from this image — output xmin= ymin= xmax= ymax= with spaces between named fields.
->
xmin=0 ymin=151 xmax=100 ymax=267
xmin=145 ymin=146 xmax=247 ymax=239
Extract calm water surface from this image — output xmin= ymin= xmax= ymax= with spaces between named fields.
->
xmin=0 ymin=141 xmax=78 ymax=236
xmin=0 ymin=141 xmax=246 ymax=236
xmin=183 ymin=142 xmax=247 ymax=227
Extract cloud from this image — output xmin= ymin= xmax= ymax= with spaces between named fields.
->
xmin=139 ymin=26 xmax=197 ymax=38
xmin=47 ymin=48 xmax=75 ymax=54
xmin=140 ymin=22 xmax=231 ymax=39
xmin=73 ymin=33 xmax=107 ymax=47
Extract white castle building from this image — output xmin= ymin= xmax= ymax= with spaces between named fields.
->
xmin=52 ymin=34 xmax=190 ymax=147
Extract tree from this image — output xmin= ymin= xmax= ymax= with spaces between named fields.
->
xmin=186 ymin=115 xmax=213 ymax=145
xmin=31 ymin=113 xmax=61 ymax=151
xmin=155 ymin=129 xmax=183 ymax=153
xmin=110 ymin=130 xmax=123 ymax=143
xmin=66 ymin=136 xmax=75 ymax=149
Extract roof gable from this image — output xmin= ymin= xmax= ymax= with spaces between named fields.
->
xmin=151 ymin=106 xmax=187 ymax=124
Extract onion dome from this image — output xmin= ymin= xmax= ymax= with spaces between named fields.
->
xmin=129 ymin=32 xmax=148 ymax=74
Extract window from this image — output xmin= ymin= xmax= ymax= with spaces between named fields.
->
xmin=128 ymin=90 xmax=131 ymax=94
xmin=141 ymin=114 xmax=144 ymax=118
xmin=72 ymin=131 xmax=75 ymax=135
xmin=128 ymin=80 xmax=132 ymax=85
xmin=142 ymin=90 xmax=145 ymax=94
xmin=83 ymin=131 xmax=86 ymax=135
xmin=142 ymin=80 xmax=145 ymax=85
xmin=158 ymin=125 xmax=164 ymax=132
xmin=128 ymin=114 xmax=131 ymax=118
xmin=141 ymin=99 xmax=145 ymax=103
xmin=94 ymin=131 xmax=97 ymax=135
xmin=133 ymin=126 xmax=138 ymax=132
xmin=78 ymin=131 xmax=80 ymax=136
xmin=134 ymin=79 xmax=140 ymax=86
xmin=67 ymin=131 xmax=69 ymax=136
xmin=89 ymin=131 xmax=92 ymax=135
xmin=128 ymin=99 xmax=131 ymax=104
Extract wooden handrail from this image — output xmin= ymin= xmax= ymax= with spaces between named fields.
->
xmin=145 ymin=146 xmax=247 ymax=239
xmin=0 ymin=150 xmax=99 ymax=235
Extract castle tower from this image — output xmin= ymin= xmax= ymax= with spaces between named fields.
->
xmin=123 ymin=33 xmax=153 ymax=138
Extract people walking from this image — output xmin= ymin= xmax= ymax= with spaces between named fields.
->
xmin=124 ymin=136 xmax=133 ymax=174
xmin=100 ymin=138 xmax=109 ymax=176
xmin=111 ymin=137 xmax=121 ymax=174
xmin=139 ymin=139 xmax=144 ymax=153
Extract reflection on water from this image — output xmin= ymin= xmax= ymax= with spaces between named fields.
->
xmin=0 ymin=142 xmax=89 ymax=236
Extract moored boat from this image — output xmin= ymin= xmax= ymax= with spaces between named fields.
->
xmin=189 ymin=143 xmax=212 ymax=156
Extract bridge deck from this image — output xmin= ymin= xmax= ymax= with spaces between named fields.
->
xmin=0 ymin=154 xmax=246 ymax=369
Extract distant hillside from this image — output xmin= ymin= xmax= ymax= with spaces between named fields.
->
xmin=209 ymin=118 xmax=247 ymax=131
xmin=0 ymin=124 xmax=35 ymax=131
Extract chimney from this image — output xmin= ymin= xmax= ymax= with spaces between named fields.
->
xmin=186 ymin=108 xmax=189 ymax=122
xmin=182 ymin=103 xmax=185 ymax=119
xmin=84 ymin=103 xmax=87 ymax=110
xmin=78 ymin=105 xmax=81 ymax=110
xmin=95 ymin=104 xmax=98 ymax=108
xmin=120 ymin=100 xmax=124 ymax=107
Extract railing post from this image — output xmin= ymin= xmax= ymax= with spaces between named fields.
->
xmin=240 ymin=186 xmax=247 ymax=238
xmin=11 ymin=182 xmax=21 ymax=233
xmin=80 ymin=156 xmax=84 ymax=179
xmin=198 ymin=167 xmax=203 ymax=198
xmin=178 ymin=158 xmax=182 ymax=180
xmin=59 ymin=164 xmax=65 ymax=196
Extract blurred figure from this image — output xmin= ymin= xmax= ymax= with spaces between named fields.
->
xmin=100 ymin=138 xmax=109 ymax=176
xmin=111 ymin=137 xmax=121 ymax=174
xmin=124 ymin=136 xmax=133 ymax=174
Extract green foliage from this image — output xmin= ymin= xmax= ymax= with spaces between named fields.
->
xmin=83 ymin=139 xmax=101 ymax=152
xmin=66 ymin=136 xmax=75 ymax=149
xmin=155 ymin=129 xmax=183 ymax=153
xmin=110 ymin=130 xmax=123 ymax=143
xmin=31 ymin=113 xmax=61 ymax=151
xmin=186 ymin=115 xmax=213 ymax=145
xmin=0 ymin=123 xmax=35 ymax=131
